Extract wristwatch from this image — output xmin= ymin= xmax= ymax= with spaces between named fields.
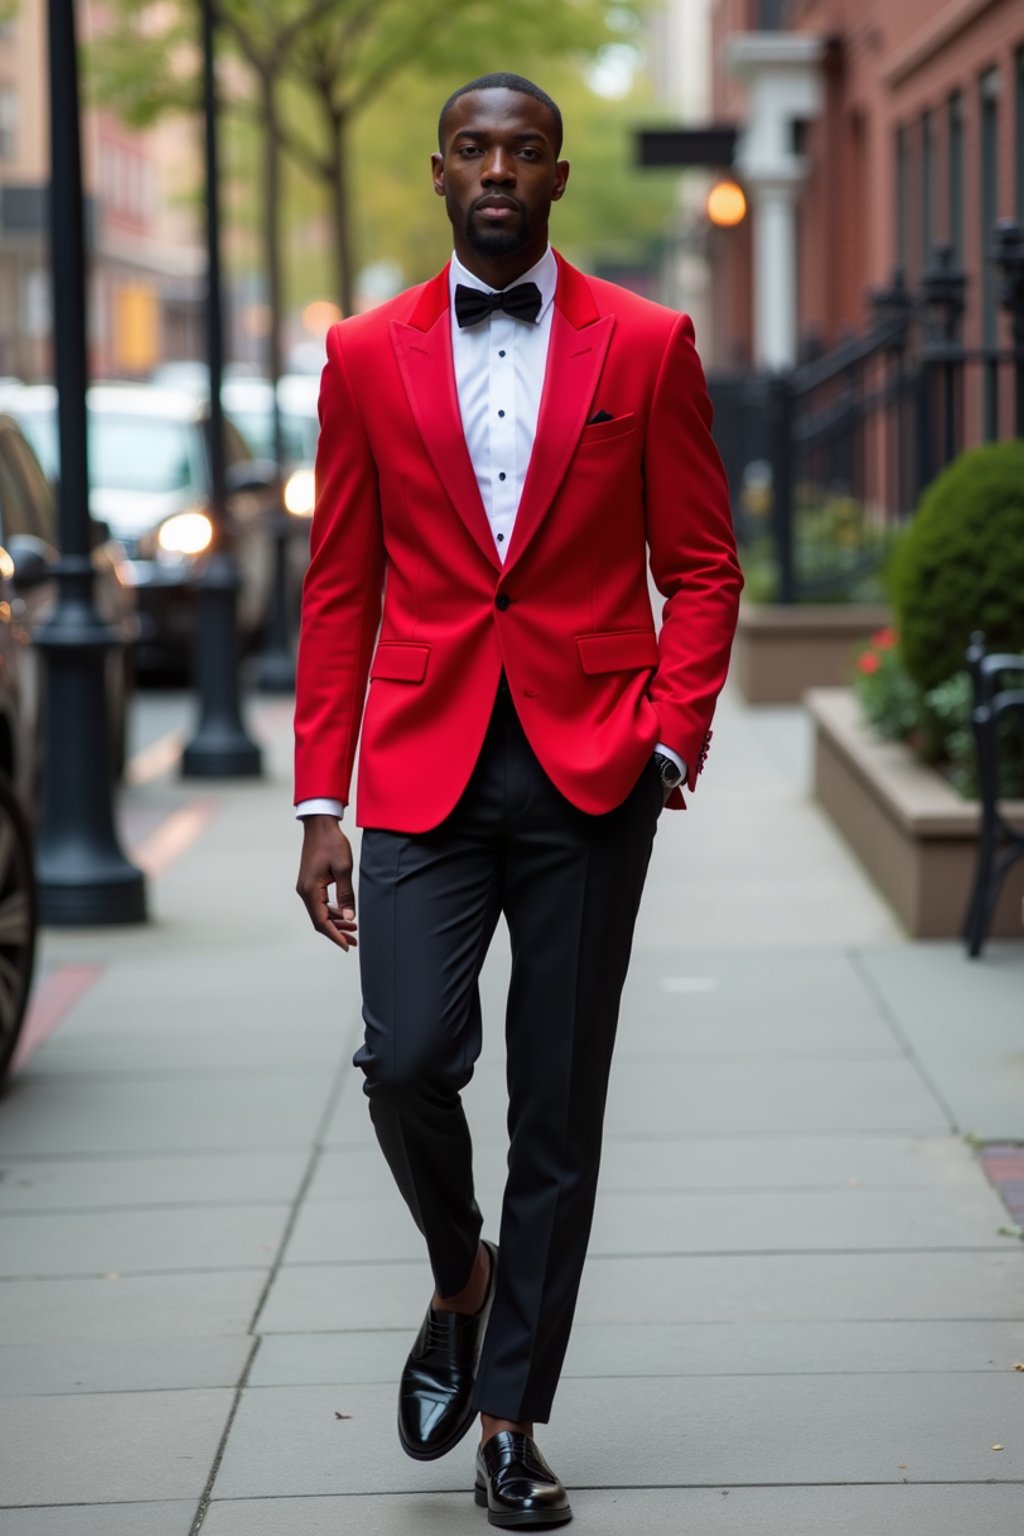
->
xmin=652 ymin=750 xmax=685 ymax=792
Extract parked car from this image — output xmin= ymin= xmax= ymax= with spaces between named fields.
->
xmin=0 ymin=410 xmax=136 ymax=782
xmin=0 ymin=552 xmax=39 ymax=1082
xmin=219 ymin=377 xmax=318 ymax=598
xmin=3 ymin=384 xmax=277 ymax=672
xmin=156 ymin=371 xmax=320 ymax=517
xmin=151 ymin=371 xmax=318 ymax=606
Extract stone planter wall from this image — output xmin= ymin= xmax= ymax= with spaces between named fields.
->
xmin=807 ymin=687 xmax=1024 ymax=940
xmin=734 ymin=602 xmax=891 ymax=705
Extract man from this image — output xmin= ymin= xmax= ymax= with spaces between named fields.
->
xmin=295 ymin=73 xmax=741 ymax=1528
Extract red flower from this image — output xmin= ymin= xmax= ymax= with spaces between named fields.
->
xmin=872 ymin=628 xmax=898 ymax=650
xmin=858 ymin=651 xmax=881 ymax=675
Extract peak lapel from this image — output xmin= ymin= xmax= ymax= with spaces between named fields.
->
xmin=503 ymin=261 xmax=614 ymax=573
xmin=390 ymin=270 xmax=500 ymax=572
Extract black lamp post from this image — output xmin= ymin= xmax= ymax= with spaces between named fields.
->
xmin=35 ymin=0 xmax=146 ymax=926
xmin=182 ymin=0 xmax=263 ymax=778
xmin=254 ymin=77 xmax=297 ymax=696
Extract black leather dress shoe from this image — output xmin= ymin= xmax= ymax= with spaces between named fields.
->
xmin=474 ymin=1431 xmax=572 ymax=1527
xmin=397 ymin=1239 xmax=497 ymax=1461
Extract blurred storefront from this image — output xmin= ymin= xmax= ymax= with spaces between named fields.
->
xmin=0 ymin=0 xmax=204 ymax=380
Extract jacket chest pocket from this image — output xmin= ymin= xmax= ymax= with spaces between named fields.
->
xmin=577 ymin=412 xmax=636 ymax=449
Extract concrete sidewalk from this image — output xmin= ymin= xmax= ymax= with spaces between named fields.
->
xmin=1 ymin=684 xmax=1023 ymax=1534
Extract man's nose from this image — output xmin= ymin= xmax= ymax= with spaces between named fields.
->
xmin=481 ymin=149 xmax=515 ymax=184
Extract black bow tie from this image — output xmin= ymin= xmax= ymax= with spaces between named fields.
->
xmin=454 ymin=281 xmax=542 ymax=329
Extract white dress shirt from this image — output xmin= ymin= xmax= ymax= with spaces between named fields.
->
xmin=296 ymin=247 xmax=683 ymax=821
xmin=449 ymin=245 xmax=557 ymax=561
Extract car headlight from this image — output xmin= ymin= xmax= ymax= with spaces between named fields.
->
xmin=156 ymin=511 xmax=214 ymax=557
xmin=283 ymin=468 xmax=315 ymax=517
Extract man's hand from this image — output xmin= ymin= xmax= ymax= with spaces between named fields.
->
xmin=296 ymin=816 xmax=358 ymax=951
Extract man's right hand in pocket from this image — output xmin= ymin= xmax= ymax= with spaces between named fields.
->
xmin=297 ymin=816 xmax=358 ymax=951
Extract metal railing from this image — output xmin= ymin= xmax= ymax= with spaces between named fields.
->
xmin=710 ymin=219 xmax=1024 ymax=603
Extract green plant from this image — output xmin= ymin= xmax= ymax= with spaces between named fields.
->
xmin=853 ymin=631 xmax=1024 ymax=799
xmin=853 ymin=628 xmax=918 ymax=740
xmin=891 ymin=440 xmax=1024 ymax=691
xmin=918 ymin=673 xmax=974 ymax=787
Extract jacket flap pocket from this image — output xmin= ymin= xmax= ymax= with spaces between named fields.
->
xmin=576 ymin=629 xmax=659 ymax=674
xmin=370 ymin=642 xmax=430 ymax=683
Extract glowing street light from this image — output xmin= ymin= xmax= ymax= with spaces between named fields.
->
xmin=707 ymin=179 xmax=747 ymax=228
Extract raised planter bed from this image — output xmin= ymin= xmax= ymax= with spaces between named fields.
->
xmin=807 ymin=687 xmax=1024 ymax=940
xmin=734 ymin=602 xmax=891 ymax=705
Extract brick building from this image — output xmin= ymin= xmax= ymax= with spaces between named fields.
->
xmin=709 ymin=0 xmax=1024 ymax=415
xmin=0 ymin=0 xmax=204 ymax=379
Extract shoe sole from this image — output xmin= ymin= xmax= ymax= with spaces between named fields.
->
xmin=474 ymin=1484 xmax=573 ymax=1527
xmin=398 ymin=1240 xmax=499 ymax=1463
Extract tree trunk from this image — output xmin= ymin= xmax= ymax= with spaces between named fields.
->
xmin=260 ymin=67 xmax=285 ymax=478
xmin=327 ymin=106 xmax=354 ymax=316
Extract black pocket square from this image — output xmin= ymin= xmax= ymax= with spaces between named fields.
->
xmin=588 ymin=410 xmax=614 ymax=424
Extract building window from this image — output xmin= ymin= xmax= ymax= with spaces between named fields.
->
xmin=0 ymin=85 xmax=17 ymax=161
xmin=756 ymin=0 xmax=788 ymax=27
xmin=895 ymin=124 xmax=909 ymax=275
xmin=979 ymin=67 xmax=1000 ymax=438
xmin=921 ymin=110 xmax=934 ymax=272
xmin=948 ymin=91 xmax=963 ymax=264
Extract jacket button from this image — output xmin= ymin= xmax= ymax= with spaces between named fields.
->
xmin=495 ymin=593 xmax=511 ymax=611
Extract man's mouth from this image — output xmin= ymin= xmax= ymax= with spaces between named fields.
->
xmin=474 ymin=197 xmax=521 ymax=221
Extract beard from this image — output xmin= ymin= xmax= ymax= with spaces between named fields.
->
xmin=451 ymin=195 xmax=532 ymax=258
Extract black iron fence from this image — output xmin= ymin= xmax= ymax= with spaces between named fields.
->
xmin=710 ymin=218 xmax=1024 ymax=603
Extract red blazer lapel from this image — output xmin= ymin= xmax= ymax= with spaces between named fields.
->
xmin=389 ymin=266 xmax=500 ymax=572
xmin=503 ymin=255 xmax=614 ymax=574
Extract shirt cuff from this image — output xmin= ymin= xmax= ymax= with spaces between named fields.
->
xmin=655 ymin=743 xmax=687 ymax=780
xmin=295 ymin=798 xmax=346 ymax=821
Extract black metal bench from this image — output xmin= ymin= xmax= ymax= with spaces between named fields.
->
xmin=963 ymin=632 xmax=1024 ymax=958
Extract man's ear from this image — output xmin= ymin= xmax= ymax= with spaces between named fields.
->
xmin=552 ymin=160 xmax=570 ymax=202
xmin=431 ymin=152 xmax=445 ymax=198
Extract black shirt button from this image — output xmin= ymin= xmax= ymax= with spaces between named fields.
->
xmin=498 ymin=409 xmax=506 ymax=418
xmin=498 ymin=350 xmax=506 ymax=358
xmin=495 ymin=593 xmax=511 ymax=611
xmin=499 ymin=471 xmax=507 ymax=481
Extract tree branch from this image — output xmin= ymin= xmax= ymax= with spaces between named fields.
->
xmin=343 ymin=0 xmax=456 ymax=115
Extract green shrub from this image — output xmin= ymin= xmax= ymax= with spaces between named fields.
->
xmin=892 ymin=439 xmax=1024 ymax=691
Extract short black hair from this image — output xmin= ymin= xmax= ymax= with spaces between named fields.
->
xmin=438 ymin=73 xmax=563 ymax=155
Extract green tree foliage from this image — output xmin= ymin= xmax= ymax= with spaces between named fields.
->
xmin=87 ymin=1 xmax=671 ymax=313
xmin=892 ymin=440 xmax=1024 ymax=691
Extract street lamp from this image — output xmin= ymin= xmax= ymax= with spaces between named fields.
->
xmin=182 ymin=0 xmax=263 ymax=778
xmin=254 ymin=75 xmax=296 ymax=697
xmin=36 ymin=0 xmax=146 ymax=925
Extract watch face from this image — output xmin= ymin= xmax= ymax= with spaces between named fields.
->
xmin=655 ymin=754 xmax=683 ymax=789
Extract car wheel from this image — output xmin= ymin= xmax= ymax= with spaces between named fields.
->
xmin=0 ymin=772 xmax=38 ymax=1081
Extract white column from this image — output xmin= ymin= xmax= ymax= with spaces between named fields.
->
xmin=751 ymin=175 xmax=802 ymax=371
xmin=725 ymin=33 xmax=826 ymax=372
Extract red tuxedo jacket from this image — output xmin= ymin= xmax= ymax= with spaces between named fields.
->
xmin=294 ymin=253 xmax=742 ymax=832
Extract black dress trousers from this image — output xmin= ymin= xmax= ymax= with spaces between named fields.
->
xmin=355 ymin=683 xmax=662 ymax=1423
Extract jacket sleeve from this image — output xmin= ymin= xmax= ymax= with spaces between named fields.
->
xmin=644 ymin=313 xmax=743 ymax=791
xmin=293 ymin=323 xmax=385 ymax=805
